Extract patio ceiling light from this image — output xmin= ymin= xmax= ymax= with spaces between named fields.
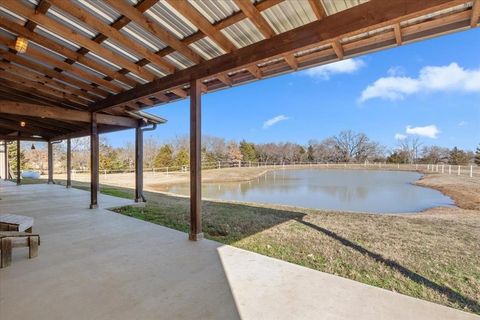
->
xmin=20 ymin=121 xmax=26 ymax=127
xmin=15 ymin=37 xmax=28 ymax=53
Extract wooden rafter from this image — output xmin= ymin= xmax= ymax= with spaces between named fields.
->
xmin=1 ymin=0 xmax=156 ymax=81
xmin=0 ymin=20 xmax=137 ymax=87
xmin=90 ymin=0 xmax=466 ymax=112
xmin=170 ymin=88 xmax=188 ymax=99
xmin=0 ymin=101 xmax=138 ymax=128
xmin=48 ymin=0 xmax=176 ymax=74
xmin=233 ymin=0 xmax=275 ymax=38
xmin=0 ymin=49 xmax=109 ymax=99
xmin=472 ymin=0 xmax=480 ymax=27
xmin=332 ymin=40 xmax=344 ymax=59
xmin=393 ymin=23 xmax=403 ymax=45
xmin=308 ymin=0 xmax=327 ymax=20
xmin=165 ymin=0 xmax=237 ymax=53
xmin=284 ymin=54 xmax=299 ymax=70
xmin=103 ymin=0 xmax=202 ymax=65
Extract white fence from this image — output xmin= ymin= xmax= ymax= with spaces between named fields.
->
xmin=36 ymin=161 xmax=479 ymax=179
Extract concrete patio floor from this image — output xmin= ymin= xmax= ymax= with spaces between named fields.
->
xmin=0 ymin=182 xmax=478 ymax=320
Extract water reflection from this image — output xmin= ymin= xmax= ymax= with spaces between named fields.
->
xmin=160 ymin=169 xmax=454 ymax=214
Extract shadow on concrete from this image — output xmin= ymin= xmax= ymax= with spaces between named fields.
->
xmin=296 ymin=218 xmax=480 ymax=314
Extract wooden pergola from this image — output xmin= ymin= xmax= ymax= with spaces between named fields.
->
xmin=0 ymin=0 xmax=478 ymax=240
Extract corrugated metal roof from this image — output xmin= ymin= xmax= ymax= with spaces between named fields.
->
xmin=261 ymin=0 xmax=316 ymax=34
xmin=188 ymin=0 xmax=239 ymax=23
xmin=147 ymin=1 xmax=198 ymax=39
xmin=222 ymin=19 xmax=265 ymax=48
xmin=322 ymin=0 xmax=369 ymax=16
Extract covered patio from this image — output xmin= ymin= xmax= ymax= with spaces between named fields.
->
xmin=1 ymin=181 xmax=478 ymax=319
xmin=1 ymin=0 xmax=480 ymax=318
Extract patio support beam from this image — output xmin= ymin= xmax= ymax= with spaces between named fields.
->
xmin=16 ymin=139 xmax=20 ymax=185
xmin=90 ymin=113 xmax=99 ymax=209
xmin=47 ymin=141 xmax=53 ymax=184
xmin=189 ymin=79 xmax=203 ymax=241
xmin=135 ymin=124 xmax=144 ymax=203
xmin=66 ymin=138 xmax=72 ymax=188
xmin=4 ymin=141 xmax=8 ymax=181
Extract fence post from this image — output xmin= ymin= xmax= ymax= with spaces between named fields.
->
xmin=448 ymin=165 xmax=451 ymax=175
xmin=397 ymin=163 xmax=399 ymax=169
xmin=441 ymin=165 xmax=444 ymax=173
xmin=104 ymin=169 xmax=107 ymax=179
xmin=470 ymin=165 xmax=473 ymax=178
xmin=458 ymin=165 xmax=460 ymax=176
xmin=238 ymin=160 xmax=241 ymax=168
xmin=166 ymin=167 xmax=169 ymax=176
xmin=249 ymin=161 xmax=251 ymax=167
xmin=436 ymin=164 xmax=439 ymax=172
xmin=427 ymin=164 xmax=430 ymax=170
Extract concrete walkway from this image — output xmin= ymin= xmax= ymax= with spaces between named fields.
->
xmin=0 ymin=182 xmax=478 ymax=320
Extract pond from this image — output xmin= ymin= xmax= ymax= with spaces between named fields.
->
xmin=159 ymin=169 xmax=454 ymax=213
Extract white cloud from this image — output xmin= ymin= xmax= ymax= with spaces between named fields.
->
xmin=263 ymin=115 xmax=289 ymax=129
xmin=405 ymin=125 xmax=440 ymax=139
xmin=394 ymin=133 xmax=407 ymax=140
xmin=304 ymin=58 xmax=365 ymax=79
xmin=458 ymin=121 xmax=467 ymax=127
xmin=360 ymin=63 xmax=480 ymax=102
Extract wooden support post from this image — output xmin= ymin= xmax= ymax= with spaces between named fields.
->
xmin=4 ymin=140 xmax=8 ymax=181
xmin=47 ymin=141 xmax=54 ymax=184
xmin=16 ymin=139 xmax=20 ymax=185
xmin=66 ymin=138 xmax=72 ymax=188
xmin=135 ymin=123 xmax=144 ymax=202
xmin=90 ymin=112 xmax=99 ymax=209
xmin=189 ymin=79 xmax=203 ymax=241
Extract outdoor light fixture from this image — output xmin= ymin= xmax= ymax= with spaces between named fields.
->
xmin=31 ymin=144 xmax=35 ymax=150
xmin=20 ymin=121 xmax=26 ymax=127
xmin=15 ymin=37 xmax=28 ymax=53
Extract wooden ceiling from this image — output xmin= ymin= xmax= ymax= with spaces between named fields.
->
xmin=0 ymin=0 xmax=478 ymax=141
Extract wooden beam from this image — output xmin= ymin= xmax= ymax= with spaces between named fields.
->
xmin=103 ymin=0 xmax=202 ymax=64
xmin=308 ymin=0 xmax=327 ymax=20
xmin=284 ymin=54 xmax=298 ymax=70
xmin=393 ymin=23 xmax=403 ymax=45
xmin=0 ymin=59 xmax=97 ymax=103
xmin=90 ymin=112 xmax=99 ymax=209
xmin=0 ymin=135 xmax=46 ymax=142
xmin=247 ymin=65 xmax=262 ymax=79
xmin=1 ymin=0 xmax=156 ymax=82
xmin=0 ymin=49 xmax=109 ymax=99
xmin=233 ymin=0 xmax=275 ymax=38
xmin=90 ymin=0 xmax=466 ymax=111
xmin=189 ymin=79 xmax=203 ymax=241
xmin=217 ymin=74 xmax=233 ymax=87
xmin=170 ymin=88 xmax=188 ymax=99
xmin=472 ymin=0 xmax=480 ymax=27
xmin=332 ymin=40 xmax=344 ymax=59
xmin=48 ymin=0 xmax=176 ymax=74
xmin=66 ymin=138 xmax=71 ymax=188
xmin=0 ymin=19 xmax=137 ymax=87
xmin=0 ymin=101 xmax=138 ymax=128
xmin=166 ymin=0 xmax=236 ymax=53
xmin=134 ymin=124 xmax=144 ymax=202
xmin=47 ymin=141 xmax=53 ymax=184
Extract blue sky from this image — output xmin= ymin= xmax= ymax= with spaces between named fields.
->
xmin=106 ymin=28 xmax=480 ymax=151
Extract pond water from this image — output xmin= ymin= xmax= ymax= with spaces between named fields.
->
xmin=159 ymin=169 xmax=454 ymax=213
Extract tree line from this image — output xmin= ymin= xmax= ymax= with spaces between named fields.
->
xmin=7 ymin=130 xmax=480 ymax=173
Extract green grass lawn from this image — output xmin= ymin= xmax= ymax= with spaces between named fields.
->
xmin=16 ymin=178 xmax=480 ymax=314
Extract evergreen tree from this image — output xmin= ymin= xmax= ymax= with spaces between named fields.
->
xmin=173 ymin=148 xmax=189 ymax=167
xmin=475 ymin=144 xmax=480 ymax=166
xmin=448 ymin=147 xmax=469 ymax=165
xmin=239 ymin=140 xmax=258 ymax=162
xmin=154 ymin=144 xmax=174 ymax=168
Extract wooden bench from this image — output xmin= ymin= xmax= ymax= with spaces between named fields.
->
xmin=0 ymin=232 xmax=40 ymax=268
xmin=0 ymin=214 xmax=34 ymax=232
